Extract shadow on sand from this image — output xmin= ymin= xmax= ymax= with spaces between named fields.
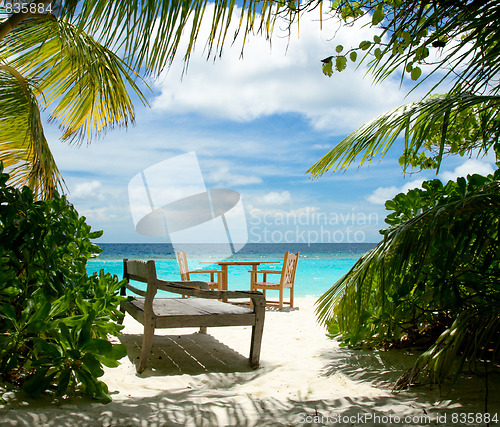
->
xmin=119 ymin=332 xmax=255 ymax=376
xmin=1 ymin=334 xmax=499 ymax=426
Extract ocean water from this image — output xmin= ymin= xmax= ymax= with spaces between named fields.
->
xmin=86 ymin=243 xmax=375 ymax=298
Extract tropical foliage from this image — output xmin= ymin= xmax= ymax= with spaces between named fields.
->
xmin=308 ymin=0 xmax=500 ymax=389
xmin=2 ymin=1 xmax=498 ymax=195
xmin=2 ymin=0 xmax=499 ymax=391
xmin=0 ymin=0 xmax=284 ymax=199
xmin=310 ymin=0 xmax=500 ymax=175
xmin=316 ymin=171 xmax=500 ymax=386
xmin=0 ymin=165 xmax=126 ymax=402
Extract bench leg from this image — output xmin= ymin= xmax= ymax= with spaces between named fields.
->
xmin=137 ymin=321 xmax=155 ymax=373
xmin=199 ymin=327 xmax=207 ymax=334
xmin=118 ymin=303 xmax=126 ymax=325
xmin=250 ymin=306 xmax=265 ymax=368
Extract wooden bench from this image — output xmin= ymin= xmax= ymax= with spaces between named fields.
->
xmin=120 ymin=259 xmax=266 ymax=373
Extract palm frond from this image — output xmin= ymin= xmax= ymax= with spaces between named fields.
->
xmin=315 ymin=177 xmax=500 ymax=329
xmin=0 ymin=67 xmax=64 ymax=198
xmin=315 ymin=175 xmax=500 ymax=382
xmin=1 ymin=15 xmax=149 ymax=144
xmin=396 ymin=304 xmax=500 ymax=389
xmin=308 ymin=94 xmax=500 ymax=178
xmin=56 ymin=0 xmax=285 ymax=75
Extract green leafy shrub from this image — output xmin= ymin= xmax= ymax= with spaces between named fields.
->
xmin=316 ymin=171 xmax=500 ymax=386
xmin=0 ymin=165 xmax=126 ymax=402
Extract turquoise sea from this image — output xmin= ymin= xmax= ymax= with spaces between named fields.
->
xmin=86 ymin=243 xmax=375 ymax=298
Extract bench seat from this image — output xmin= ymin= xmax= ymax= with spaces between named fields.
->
xmin=120 ymin=259 xmax=266 ymax=373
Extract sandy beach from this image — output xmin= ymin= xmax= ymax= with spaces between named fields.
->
xmin=1 ymin=297 xmax=498 ymax=426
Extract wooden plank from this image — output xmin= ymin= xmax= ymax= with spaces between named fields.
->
xmin=155 ymin=314 xmax=256 ymax=329
xmin=125 ymin=283 xmax=148 ymax=297
xmin=156 ymin=280 xmax=265 ymax=303
xmin=175 ymin=298 xmax=254 ymax=315
xmin=121 ymin=258 xmax=266 ymax=372
xmin=124 ymin=260 xmax=149 ymax=281
xmin=250 ymin=301 xmax=265 ymax=367
xmin=121 ymin=301 xmax=145 ymax=323
xmin=129 ymin=298 xmax=253 ymax=316
xmin=253 ymin=270 xmax=281 ymax=274
xmin=156 ymin=280 xmax=209 ymax=293
xmin=127 ymin=298 xmax=256 ymax=328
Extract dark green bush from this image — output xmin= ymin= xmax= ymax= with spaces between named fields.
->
xmin=0 ymin=165 xmax=126 ymax=402
xmin=317 ymin=171 xmax=500 ymax=386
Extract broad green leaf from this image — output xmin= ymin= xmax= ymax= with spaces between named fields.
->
xmin=82 ymin=353 xmax=104 ymax=378
xmin=335 ymin=55 xmax=348 ymax=72
xmin=359 ymin=40 xmax=371 ymax=50
xmin=322 ymin=60 xmax=333 ymax=77
xmin=84 ymin=338 xmax=113 ymax=355
xmin=23 ymin=369 xmax=57 ymax=396
xmin=410 ymin=66 xmax=422 ymax=81
xmin=372 ymin=5 xmax=385 ymax=25
xmin=34 ymin=338 xmax=62 ymax=359
xmin=56 ymin=369 xmax=72 ymax=397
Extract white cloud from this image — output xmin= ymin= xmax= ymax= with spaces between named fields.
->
xmin=367 ymin=158 xmax=497 ymax=206
xmin=260 ymin=191 xmax=292 ymax=205
xmin=312 ymin=144 xmax=332 ymax=150
xmin=367 ymin=179 xmax=425 ymax=205
xmin=80 ymin=207 xmax=119 ymax=222
xmin=150 ymin=6 xmax=414 ymax=135
xmin=206 ymin=166 xmax=262 ymax=186
xmin=440 ymin=159 xmax=495 ymax=182
xmin=72 ymin=180 xmax=102 ymax=199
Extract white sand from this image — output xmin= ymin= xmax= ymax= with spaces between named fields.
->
xmin=1 ymin=297 xmax=498 ymax=426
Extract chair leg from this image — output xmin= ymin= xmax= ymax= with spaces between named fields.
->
xmin=250 ymin=305 xmax=265 ymax=368
xmin=279 ymin=288 xmax=283 ymax=310
xmin=290 ymin=287 xmax=294 ymax=308
xmin=118 ymin=304 xmax=125 ymax=325
xmin=199 ymin=326 xmax=207 ymax=334
xmin=137 ymin=321 xmax=155 ymax=373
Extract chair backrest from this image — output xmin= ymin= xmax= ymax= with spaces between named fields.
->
xmin=280 ymin=252 xmax=299 ymax=287
xmin=122 ymin=259 xmax=159 ymax=304
xmin=123 ymin=258 xmax=157 ymax=283
xmin=176 ymin=250 xmax=190 ymax=281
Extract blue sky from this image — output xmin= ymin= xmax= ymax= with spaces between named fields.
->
xmin=46 ymin=9 xmax=496 ymax=244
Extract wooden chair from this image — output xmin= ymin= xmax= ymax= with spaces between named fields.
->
xmin=176 ymin=250 xmax=221 ymax=290
xmin=120 ymin=259 xmax=266 ymax=373
xmin=250 ymin=252 xmax=299 ymax=310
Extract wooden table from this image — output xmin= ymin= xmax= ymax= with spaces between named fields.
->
xmin=200 ymin=260 xmax=280 ymax=291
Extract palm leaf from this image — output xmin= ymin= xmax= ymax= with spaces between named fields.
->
xmin=1 ymin=15 xmax=148 ymax=144
xmin=315 ymin=175 xmax=500 ymax=382
xmin=0 ymin=67 xmax=63 ymax=198
xmin=308 ymin=94 xmax=500 ymax=178
xmin=395 ymin=304 xmax=500 ymax=389
xmin=55 ymin=0 xmax=284 ymax=75
xmin=315 ymin=177 xmax=500 ymax=328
